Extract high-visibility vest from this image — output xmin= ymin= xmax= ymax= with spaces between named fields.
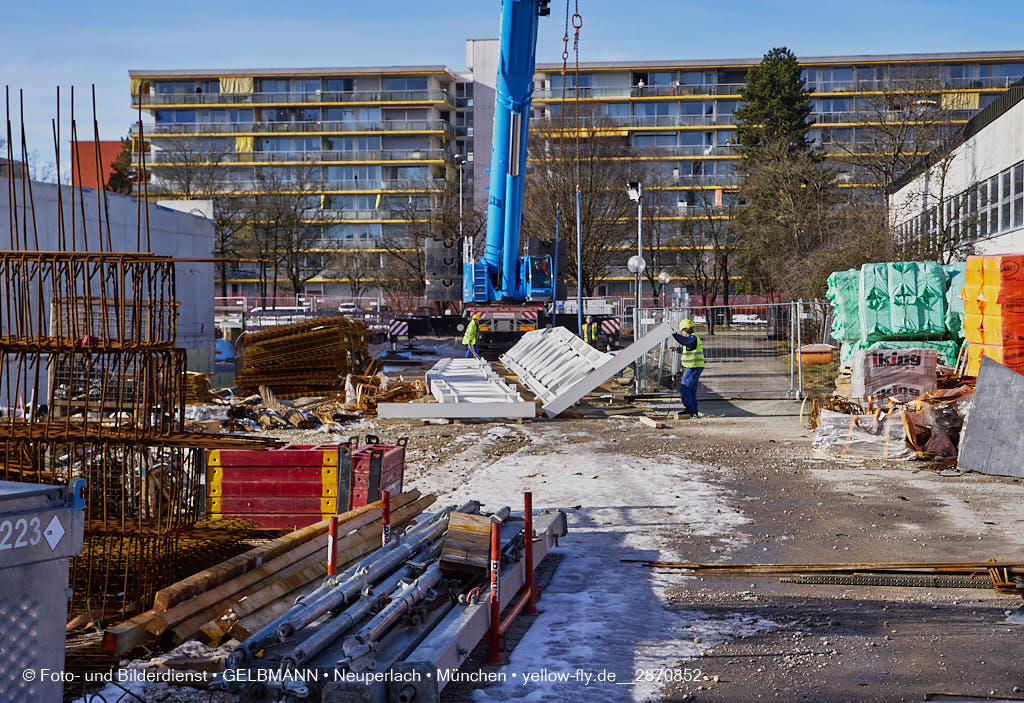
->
xmin=680 ymin=334 xmax=705 ymax=368
xmin=462 ymin=319 xmax=479 ymax=346
xmin=582 ymin=322 xmax=598 ymax=342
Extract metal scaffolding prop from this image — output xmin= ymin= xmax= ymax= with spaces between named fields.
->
xmin=378 ymin=357 xmax=535 ymax=419
xmin=501 ymin=322 xmax=676 ymax=417
xmin=0 ymin=86 xmax=269 ymax=621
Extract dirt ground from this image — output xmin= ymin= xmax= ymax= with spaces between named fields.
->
xmin=376 ymin=398 xmax=1024 ymax=703
xmin=100 ymin=392 xmax=1024 ymax=703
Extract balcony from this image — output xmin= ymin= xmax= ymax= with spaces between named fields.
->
xmin=659 ymin=174 xmax=740 ymax=187
xmin=137 ymin=119 xmax=453 ymax=136
xmin=534 ymin=83 xmax=745 ymax=100
xmin=145 ymin=148 xmax=449 ymax=164
xmin=156 ymin=178 xmax=447 ymax=193
xmin=810 ymin=109 xmax=976 ymax=124
xmin=541 ymin=114 xmax=737 ymax=130
xmin=134 ymin=89 xmax=453 ymax=106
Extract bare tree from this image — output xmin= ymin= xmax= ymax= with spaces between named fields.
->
xmin=331 ymin=248 xmax=380 ymax=298
xmin=235 ymin=165 xmax=327 ymax=300
xmin=674 ymin=183 xmax=740 ymax=329
xmin=523 ymin=110 xmax=638 ymax=295
xmin=149 ymin=138 xmax=228 ymax=199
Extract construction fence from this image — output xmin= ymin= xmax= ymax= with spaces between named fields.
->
xmin=632 ymin=301 xmax=835 ymax=400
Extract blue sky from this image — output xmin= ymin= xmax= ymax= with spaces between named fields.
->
xmin=3 ymin=0 xmax=1024 ymax=177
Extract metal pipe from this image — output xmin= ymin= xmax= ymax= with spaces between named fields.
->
xmin=280 ymin=565 xmax=415 ymax=669
xmin=228 ymin=508 xmax=453 ymax=668
xmin=340 ymin=564 xmax=444 ymax=665
xmin=492 ymin=506 xmax=512 ymax=522
xmin=274 ymin=511 xmax=451 ymax=641
xmin=486 ymin=520 xmax=502 ymax=664
xmin=523 ymin=492 xmax=538 ymax=615
xmin=575 ymin=187 xmax=583 ymax=336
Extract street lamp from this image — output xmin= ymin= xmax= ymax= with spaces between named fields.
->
xmin=657 ymin=270 xmax=671 ymax=307
xmin=455 ymin=154 xmax=468 ymax=262
xmin=626 ymin=182 xmax=643 ymax=313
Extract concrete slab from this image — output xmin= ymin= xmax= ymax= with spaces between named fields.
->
xmin=957 ymin=356 xmax=1024 ymax=477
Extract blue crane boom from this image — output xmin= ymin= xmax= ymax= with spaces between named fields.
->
xmin=464 ymin=0 xmax=552 ymax=303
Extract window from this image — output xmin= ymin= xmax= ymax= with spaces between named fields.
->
xmin=635 ymin=102 xmax=670 ymax=117
xmin=326 ymin=165 xmax=380 ymax=182
xmin=649 ymin=72 xmax=675 ymax=86
xmin=602 ymin=102 xmax=630 ymax=117
xmin=980 ymin=94 xmax=1000 ymax=109
xmin=550 ymin=73 xmax=592 ymax=89
xmin=1015 ymin=164 xmax=1024 ymax=228
xmin=199 ymin=109 xmax=226 ymax=123
xmin=325 ymin=136 xmax=380 ymax=151
xmin=228 ymin=109 xmax=253 ymax=123
xmin=633 ymin=133 xmax=676 ymax=148
xmin=325 ymin=78 xmax=354 ymax=92
xmin=680 ymin=102 xmax=707 ymax=116
xmin=260 ymin=79 xmax=290 ymax=93
xmin=386 ymin=77 xmax=428 ymax=91
xmin=716 ymin=100 xmax=738 ymax=115
xmin=680 ymin=71 xmax=713 ymax=86
xmin=716 ymin=130 xmax=735 ymax=146
xmin=678 ymin=131 xmax=704 ymax=146
xmin=816 ymin=98 xmax=850 ymax=113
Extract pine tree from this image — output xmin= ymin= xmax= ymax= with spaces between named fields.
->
xmin=735 ymin=47 xmax=813 ymax=153
xmin=106 ymin=138 xmax=134 ymax=195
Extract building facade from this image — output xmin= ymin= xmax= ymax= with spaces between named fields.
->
xmin=890 ymin=83 xmax=1024 ymax=256
xmin=130 ymin=49 xmax=1024 ymax=299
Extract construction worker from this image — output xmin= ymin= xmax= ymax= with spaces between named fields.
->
xmin=673 ymin=318 xmax=704 ymax=416
xmin=582 ymin=315 xmax=599 ymax=346
xmin=462 ymin=312 xmax=481 ymax=358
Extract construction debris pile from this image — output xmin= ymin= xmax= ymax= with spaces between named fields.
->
xmin=234 ymin=317 xmax=374 ymax=397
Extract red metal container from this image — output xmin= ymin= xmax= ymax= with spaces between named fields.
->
xmin=340 ymin=435 xmax=407 ymax=512
xmin=207 ymin=436 xmax=406 ymax=530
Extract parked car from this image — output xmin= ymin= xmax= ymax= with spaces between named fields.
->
xmin=412 ymin=306 xmax=433 ymax=318
xmin=337 ymin=302 xmax=363 ymax=316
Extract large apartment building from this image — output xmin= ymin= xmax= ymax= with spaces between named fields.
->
xmin=130 ymin=48 xmax=1024 ymax=299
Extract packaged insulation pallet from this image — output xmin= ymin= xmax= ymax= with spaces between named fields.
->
xmin=840 ymin=339 xmax=959 ymax=367
xmin=962 ymin=254 xmax=1024 ymax=376
xmin=826 ymin=268 xmax=862 ymax=342
xmin=850 ymin=347 xmax=938 ymax=404
xmin=942 ymin=262 xmax=967 ymax=340
xmin=859 ymin=262 xmax=947 ymax=341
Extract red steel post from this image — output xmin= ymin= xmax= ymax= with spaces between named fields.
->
xmin=382 ymin=489 xmax=392 ymax=546
xmin=487 ymin=520 xmax=503 ymax=664
xmin=523 ymin=491 xmax=538 ymax=615
xmin=327 ymin=516 xmax=339 ymax=576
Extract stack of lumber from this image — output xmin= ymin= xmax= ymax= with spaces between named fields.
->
xmin=235 ymin=318 xmax=373 ymax=396
xmin=185 ymin=372 xmax=214 ymax=404
xmin=101 ymin=490 xmax=434 ymax=655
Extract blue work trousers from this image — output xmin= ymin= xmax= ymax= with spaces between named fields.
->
xmin=464 ymin=344 xmax=477 ymax=358
xmin=679 ymin=366 xmax=703 ymax=414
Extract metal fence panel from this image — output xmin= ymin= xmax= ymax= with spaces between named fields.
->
xmin=633 ymin=303 xmax=804 ymax=399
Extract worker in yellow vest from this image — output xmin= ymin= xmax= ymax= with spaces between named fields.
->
xmin=463 ymin=312 xmax=481 ymax=358
xmin=673 ymin=318 xmax=704 ymax=416
xmin=582 ymin=315 xmax=599 ymax=346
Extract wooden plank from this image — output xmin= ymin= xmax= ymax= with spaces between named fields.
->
xmin=101 ymin=610 xmax=157 ymax=655
xmin=152 ymin=492 xmax=418 ymax=612
xmin=440 ymin=512 xmax=493 ymax=574
xmin=159 ymin=495 xmax=435 ymax=644
xmin=638 ymin=416 xmax=666 ymax=429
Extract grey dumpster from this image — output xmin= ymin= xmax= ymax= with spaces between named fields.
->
xmin=0 ymin=479 xmax=85 ymax=703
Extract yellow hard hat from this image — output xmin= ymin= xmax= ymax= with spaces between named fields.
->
xmin=471 ymin=312 xmax=482 ymax=320
xmin=679 ymin=318 xmax=694 ymax=331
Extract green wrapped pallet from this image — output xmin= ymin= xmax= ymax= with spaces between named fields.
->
xmin=858 ymin=262 xmax=947 ymax=341
xmin=942 ymin=262 xmax=967 ymax=340
xmin=826 ymin=268 xmax=862 ymax=342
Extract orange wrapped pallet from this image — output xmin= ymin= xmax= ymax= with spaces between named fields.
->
xmin=967 ymin=342 xmax=1024 ymax=376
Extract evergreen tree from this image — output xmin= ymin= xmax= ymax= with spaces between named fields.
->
xmin=106 ymin=138 xmax=134 ymax=195
xmin=735 ymin=47 xmax=813 ymax=153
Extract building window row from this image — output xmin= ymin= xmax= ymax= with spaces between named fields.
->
xmin=896 ymin=160 xmax=1024 ymax=244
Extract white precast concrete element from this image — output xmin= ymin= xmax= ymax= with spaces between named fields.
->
xmin=501 ymin=322 xmax=676 ymax=417
xmin=377 ymin=356 xmax=535 ymax=419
